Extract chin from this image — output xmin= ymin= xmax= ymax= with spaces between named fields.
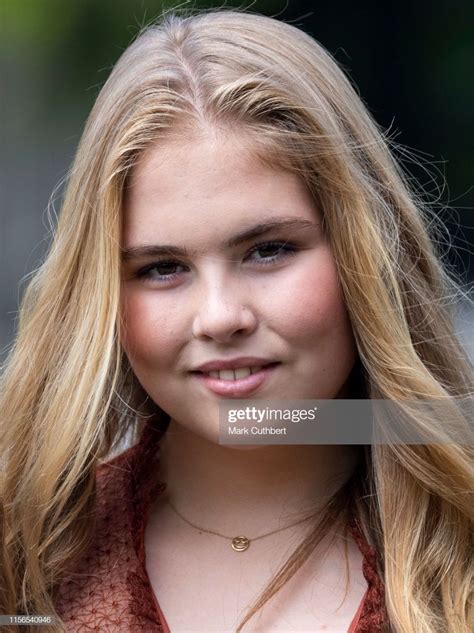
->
xmin=220 ymin=444 xmax=265 ymax=451
xmin=180 ymin=422 xmax=265 ymax=451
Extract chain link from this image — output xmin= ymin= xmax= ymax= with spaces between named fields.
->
xmin=167 ymin=498 xmax=319 ymax=542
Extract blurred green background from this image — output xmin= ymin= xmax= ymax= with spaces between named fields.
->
xmin=1 ymin=0 xmax=473 ymax=360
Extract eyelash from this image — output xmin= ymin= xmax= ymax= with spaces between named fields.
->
xmin=135 ymin=240 xmax=299 ymax=284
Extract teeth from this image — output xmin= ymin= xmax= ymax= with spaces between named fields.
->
xmin=205 ymin=366 xmax=263 ymax=380
xmin=219 ymin=369 xmax=236 ymax=381
xmin=234 ymin=367 xmax=252 ymax=379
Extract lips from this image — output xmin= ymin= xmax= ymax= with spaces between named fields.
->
xmin=191 ymin=363 xmax=280 ymax=397
xmin=193 ymin=363 xmax=277 ymax=381
xmin=193 ymin=357 xmax=278 ymax=373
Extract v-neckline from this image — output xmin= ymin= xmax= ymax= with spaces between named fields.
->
xmin=130 ymin=422 xmax=384 ymax=633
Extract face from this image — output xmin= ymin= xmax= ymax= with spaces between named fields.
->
xmin=120 ymin=131 xmax=358 ymax=444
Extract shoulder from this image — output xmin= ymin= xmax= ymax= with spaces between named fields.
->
xmin=54 ymin=447 xmax=137 ymax=615
xmin=347 ymin=517 xmax=389 ymax=632
xmin=54 ymin=442 xmax=165 ymax=630
xmin=95 ymin=444 xmax=139 ymax=518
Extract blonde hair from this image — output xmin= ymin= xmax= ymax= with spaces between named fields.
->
xmin=1 ymin=8 xmax=472 ymax=632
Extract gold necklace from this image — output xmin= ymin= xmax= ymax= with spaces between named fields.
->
xmin=167 ymin=498 xmax=318 ymax=552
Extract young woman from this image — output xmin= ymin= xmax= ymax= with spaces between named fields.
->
xmin=1 ymin=8 xmax=472 ymax=633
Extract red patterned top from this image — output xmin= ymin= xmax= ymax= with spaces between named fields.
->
xmin=55 ymin=423 xmax=388 ymax=631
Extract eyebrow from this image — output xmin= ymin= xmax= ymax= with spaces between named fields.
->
xmin=121 ymin=218 xmax=320 ymax=261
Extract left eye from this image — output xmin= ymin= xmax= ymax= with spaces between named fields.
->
xmin=134 ymin=240 xmax=298 ymax=284
xmin=246 ymin=241 xmax=298 ymax=264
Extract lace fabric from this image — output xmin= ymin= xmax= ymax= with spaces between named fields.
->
xmin=55 ymin=422 xmax=388 ymax=631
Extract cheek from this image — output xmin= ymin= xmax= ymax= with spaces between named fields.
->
xmin=119 ymin=291 xmax=182 ymax=366
xmin=271 ymin=249 xmax=354 ymax=348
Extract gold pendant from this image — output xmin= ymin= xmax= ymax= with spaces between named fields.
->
xmin=231 ymin=536 xmax=250 ymax=551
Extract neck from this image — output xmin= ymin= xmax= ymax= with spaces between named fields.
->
xmin=156 ymin=418 xmax=360 ymax=537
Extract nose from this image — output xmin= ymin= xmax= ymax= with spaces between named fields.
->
xmin=192 ymin=275 xmax=258 ymax=344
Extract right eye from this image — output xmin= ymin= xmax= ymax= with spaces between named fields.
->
xmin=135 ymin=260 xmax=189 ymax=284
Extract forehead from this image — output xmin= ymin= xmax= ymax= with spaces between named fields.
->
xmin=126 ymin=130 xmax=263 ymax=203
xmin=122 ymin=132 xmax=320 ymax=251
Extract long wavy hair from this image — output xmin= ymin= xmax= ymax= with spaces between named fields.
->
xmin=1 ymin=8 xmax=472 ymax=633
